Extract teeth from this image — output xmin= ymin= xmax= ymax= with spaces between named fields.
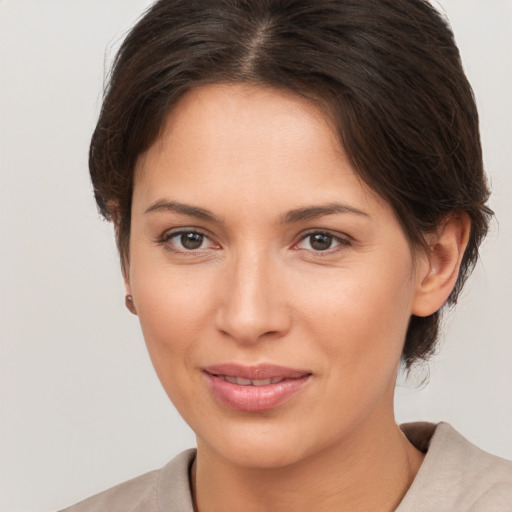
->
xmin=252 ymin=378 xmax=272 ymax=386
xmin=220 ymin=376 xmax=284 ymax=386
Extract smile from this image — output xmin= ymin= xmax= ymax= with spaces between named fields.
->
xmin=216 ymin=376 xmax=286 ymax=386
xmin=203 ymin=364 xmax=312 ymax=412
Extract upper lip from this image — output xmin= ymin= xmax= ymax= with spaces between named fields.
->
xmin=203 ymin=363 xmax=311 ymax=380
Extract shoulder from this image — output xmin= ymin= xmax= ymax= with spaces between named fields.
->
xmin=59 ymin=449 xmax=196 ymax=512
xmin=398 ymin=422 xmax=512 ymax=512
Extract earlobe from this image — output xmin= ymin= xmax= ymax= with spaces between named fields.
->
xmin=124 ymin=279 xmax=138 ymax=315
xmin=412 ymin=213 xmax=471 ymax=317
xmin=113 ymin=213 xmax=137 ymax=316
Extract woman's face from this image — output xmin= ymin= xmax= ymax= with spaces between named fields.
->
xmin=128 ymin=83 xmax=428 ymax=468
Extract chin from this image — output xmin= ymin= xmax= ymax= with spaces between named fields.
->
xmin=194 ymin=415 xmax=325 ymax=470
xmin=212 ymin=439 xmax=307 ymax=470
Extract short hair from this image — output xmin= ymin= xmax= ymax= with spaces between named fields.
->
xmin=90 ymin=0 xmax=492 ymax=368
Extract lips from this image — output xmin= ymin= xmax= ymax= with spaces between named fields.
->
xmin=203 ymin=364 xmax=312 ymax=412
xmin=218 ymin=375 xmax=285 ymax=386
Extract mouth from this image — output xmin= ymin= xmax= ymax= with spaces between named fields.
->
xmin=213 ymin=375 xmax=287 ymax=386
xmin=202 ymin=364 xmax=312 ymax=412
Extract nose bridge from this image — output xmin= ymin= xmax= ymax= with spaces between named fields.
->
xmin=215 ymin=244 xmax=289 ymax=344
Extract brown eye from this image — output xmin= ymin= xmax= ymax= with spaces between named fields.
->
xmin=309 ymin=233 xmax=333 ymax=251
xmin=179 ymin=232 xmax=205 ymax=250
xmin=161 ymin=230 xmax=212 ymax=252
xmin=295 ymin=231 xmax=349 ymax=253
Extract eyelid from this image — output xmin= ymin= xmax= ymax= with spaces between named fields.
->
xmin=155 ymin=227 xmax=351 ymax=254
xmin=160 ymin=227 xmax=206 ymax=241
xmin=157 ymin=227 xmax=220 ymax=253
xmin=293 ymin=229 xmax=352 ymax=252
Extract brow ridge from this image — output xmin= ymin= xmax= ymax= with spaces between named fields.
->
xmin=144 ymin=200 xmax=221 ymax=222
xmin=280 ymin=203 xmax=369 ymax=224
xmin=144 ymin=199 xmax=368 ymax=224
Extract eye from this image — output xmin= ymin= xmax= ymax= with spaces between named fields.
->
xmin=295 ymin=232 xmax=348 ymax=252
xmin=160 ymin=230 xmax=216 ymax=252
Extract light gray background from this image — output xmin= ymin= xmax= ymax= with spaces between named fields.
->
xmin=0 ymin=1 xmax=510 ymax=511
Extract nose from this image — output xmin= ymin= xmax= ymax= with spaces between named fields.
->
xmin=214 ymin=249 xmax=292 ymax=345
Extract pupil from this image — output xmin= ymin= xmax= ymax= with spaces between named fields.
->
xmin=181 ymin=232 xmax=203 ymax=250
xmin=311 ymin=233 xmax=332 ymax=251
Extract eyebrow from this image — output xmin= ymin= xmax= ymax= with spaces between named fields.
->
xmin=144 ymin=200 xmax=222 ymax=223
xmin=280 ymin=203 xmax=369 ymax=223
xmin=144 ymin=199 xmax=368 ymax=224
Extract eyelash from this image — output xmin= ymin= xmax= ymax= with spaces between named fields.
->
xmin=294 ymin=231 xmax=351 ymax=254
xmin=156 ymin=229 xmax=351 ymax=255
xmin=157 ymin=229 xmax=217 ymax=254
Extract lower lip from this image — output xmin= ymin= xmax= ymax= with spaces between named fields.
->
xmin=204 ymin=373 xmax=311 ymax=412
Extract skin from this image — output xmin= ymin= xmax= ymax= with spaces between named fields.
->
xmin=125 ymin=83 xmax=469 ymax=512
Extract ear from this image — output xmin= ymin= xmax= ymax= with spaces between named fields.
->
xmin=124 ymin=276 xmax=138 ymax=315
xmin=412 ymin=213 xmax=471 ymax=317
xmin=111 ymin=205 xmax=137 ymax=316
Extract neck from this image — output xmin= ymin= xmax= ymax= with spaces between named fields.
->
xmin=191 ymin=415 xmax=424 ymax=512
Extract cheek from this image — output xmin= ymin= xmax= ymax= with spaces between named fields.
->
xmin=295 ymin=263 xmax=414 ymax=370
xmin=129 ymin=261 xmax=216 ymax=386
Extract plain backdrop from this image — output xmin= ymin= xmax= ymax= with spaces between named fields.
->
xmin=0 ymin=1 xmax=511 ymax=511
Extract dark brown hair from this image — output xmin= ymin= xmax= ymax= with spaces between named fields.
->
xmin=90 ymin=0 xmax=492 ymax=367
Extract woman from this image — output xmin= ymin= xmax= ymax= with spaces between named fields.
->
xmin=62 ymin=0 xmax=512 ymax=510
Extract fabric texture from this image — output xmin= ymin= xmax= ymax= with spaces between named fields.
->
xmin=60 ymin=422 xmax=512 ymax=512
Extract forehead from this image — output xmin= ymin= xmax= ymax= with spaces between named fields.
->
xmin=139 ymin=83 xmax=342 ymax=173
xmin=133 ymin=83 xmax=388 ymax=220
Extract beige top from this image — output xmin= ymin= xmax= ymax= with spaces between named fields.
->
xmin=61 ymin=422 xmax=512 ymax=512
